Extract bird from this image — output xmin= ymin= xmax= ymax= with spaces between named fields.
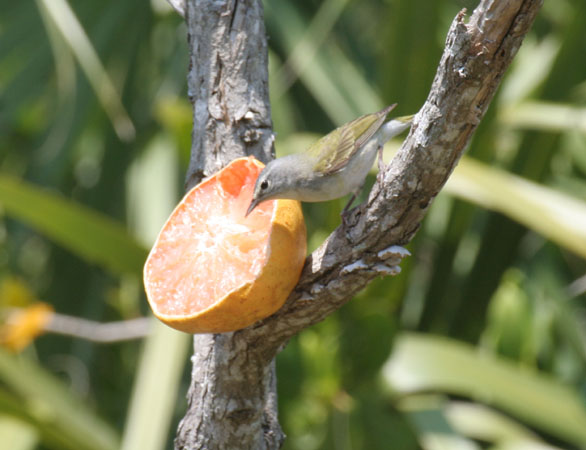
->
xmin=246 ymin=104 xmax=413 ymax=219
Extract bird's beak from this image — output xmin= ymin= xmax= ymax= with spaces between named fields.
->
xmin=245 ymin=197 xmax=259 ymax=217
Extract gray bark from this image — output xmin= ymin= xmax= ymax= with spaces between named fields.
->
xmin=183 ymin=0 xmax=275 ymax=191
xmin=173 ymin=0 xmax=543 ymax=448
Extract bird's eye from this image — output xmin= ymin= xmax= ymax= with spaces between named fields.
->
xmin=260 ymin=180 xmax=269 ymax=190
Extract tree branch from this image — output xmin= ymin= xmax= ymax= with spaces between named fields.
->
xmin=244 ymin=0 xmax=543 ymax=360
xmin=175 ymin=1 xmax=284 ymax=449
xmin=175 ymin=0 xmax=543 ymax=448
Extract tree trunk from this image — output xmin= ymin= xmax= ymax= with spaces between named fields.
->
xmin=173 ymin=0 xmax=544 ymax=448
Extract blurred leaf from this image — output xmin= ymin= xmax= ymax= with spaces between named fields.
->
xmin=383 ymin=333 xmax=586 ymax=448
xmin=500 ymin=101 xmax=586 ymax=134
xmin=271 ymin=0 xmax=350 ymax=98
xmin=560 ymin=129 xmax=586 ymax=175
xmin=446 ymin=157 xmax=586 ymax=259
xmin=0 ymin=415 xmax=39 ymax=450
xmin=0 ymin=175 xmax=148 ymax=276
xmin=0 ymin=349 xmax=119 ymax=450
xmin=125 ymin=134 xmax=181 ymax=247
xmin=445 ymin=401 xmax=564 ymax=449
xmin=266 ymin=0 xmax=382 ymax=124
xmin=399 ymin=396 xmax=480 ymax=450
xmin=399 ymin=396 xmax=564 ymax=450
xmin=121 ymin=321 xmax=190 ymax=450
xmin=481 ymin=269 xmax=533 ymax=361
xmin=348 ymin=390 xmax=419 ymax=450
xmin=153 ymin=97 xmax=192 ymax=166
xmin=498 ymin=36 xmax=561 ymax=107
xmin=36 ymin=0 xmax=135 ymax=141
xmin=122 ymin=133 xmax=188 ymax=450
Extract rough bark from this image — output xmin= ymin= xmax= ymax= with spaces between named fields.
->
xmin=174 ymin=0 xmax=543 ymax=448
xmin=183 ymin=0 xmax=275 ymax=191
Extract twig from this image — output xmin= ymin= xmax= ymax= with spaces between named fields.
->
xmin=45 ymin=314 xmax=151 ymax=343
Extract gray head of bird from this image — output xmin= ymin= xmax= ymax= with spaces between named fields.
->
xmin=246 ymin=155 xmax=310 ymax=216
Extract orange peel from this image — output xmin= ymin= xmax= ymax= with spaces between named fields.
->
xmin=144 ymin=156 xmax=306 ymax=333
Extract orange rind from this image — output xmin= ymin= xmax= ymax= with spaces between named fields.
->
xmin=144 ymin=156 xmax=306 ymax=333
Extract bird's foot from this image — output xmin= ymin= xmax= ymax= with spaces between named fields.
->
xmin=341 ymin=207 xmax=354 ymax=229
xmin=339 ymin=245 xmax=411 ymax=280
xmin=340 ymin=194 xmax=357 ymax=228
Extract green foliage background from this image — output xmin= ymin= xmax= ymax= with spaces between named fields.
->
xmin=1 ymin=0 xmax=586 ymax=449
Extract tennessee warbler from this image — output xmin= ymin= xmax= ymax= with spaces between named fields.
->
xmin=246 ymin=104 xmax=413 ymax=217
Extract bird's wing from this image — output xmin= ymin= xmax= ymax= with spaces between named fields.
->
xmin=310 ymin=104 xmax=396 ymax=175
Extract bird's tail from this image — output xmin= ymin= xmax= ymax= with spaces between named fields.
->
xmin=394 ymin=114 xmax=415 ymax=124
xmin=378 ymin=114 xmax=414 ymax=143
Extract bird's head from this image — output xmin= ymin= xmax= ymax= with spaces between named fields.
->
xmin=246 ymin=157 xmax=302 ymax=216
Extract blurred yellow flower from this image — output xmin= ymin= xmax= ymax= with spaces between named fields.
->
xmin=0 ymin=303 xmax=54 ymax=352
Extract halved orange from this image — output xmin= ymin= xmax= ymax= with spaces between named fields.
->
xmin=144 ymin=156 xmax=306 ymax=333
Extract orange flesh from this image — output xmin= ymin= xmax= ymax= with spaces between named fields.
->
xmin=145 ymin=159 xmax=275 ymax=316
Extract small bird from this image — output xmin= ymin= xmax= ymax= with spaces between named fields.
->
xmin=246 ymin=104 xmax=413 ymax=218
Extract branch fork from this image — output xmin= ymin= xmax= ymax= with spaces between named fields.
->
xmin=174 ymin=1 xmax=543 ymax=448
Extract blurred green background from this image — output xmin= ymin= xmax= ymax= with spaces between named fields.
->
xmin=1 ymin=0 xmax=586 ymax=449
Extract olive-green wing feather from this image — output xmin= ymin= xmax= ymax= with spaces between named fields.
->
xmin=308 ymin=104 xmax=396 ymax=175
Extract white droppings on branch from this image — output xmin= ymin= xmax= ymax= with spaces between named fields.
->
xmin=373 ymin=264 xmax=402 ymax=276
xmin=377 ymin=245 xmax=411 ymax=260
xmin=298 ymin=292 xmax=314 ymax=302
xmin=340 ymin=259 xmax=369 ymax=275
